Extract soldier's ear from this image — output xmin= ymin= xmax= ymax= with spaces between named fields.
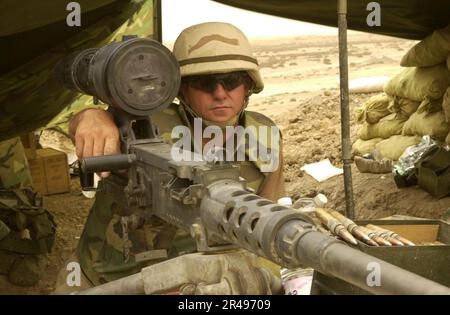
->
xmin=178 ymin=82 xmax=189 ymax=102
xmin=244 ymin=75 xmax=254 ymax=96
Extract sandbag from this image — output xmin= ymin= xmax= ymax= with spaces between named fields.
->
xmin=349 ymin=76 xmax=390 ymax=94
xmin=415 ymin=96 xmax=444 ymax=114
xmin=351 ymin=138 xmax=383 ymax=156
xmin=400 ymin=25 xmax=450 ymax=67
xmin=374 ymin=135 xmax=422 ymax=161
xmin=355 ymin=93 xmax=391 ymax=124
xmin=402 ymin=110 xmax=450 ymax=141
xmin=383 ymin=64 xmax=450 ymax=102
xmin=443 ymin=86 xmax=450 ymax=122
xmin=358 ymin=113 xmax=407 ymax=140
xmin=387 ymin=95 xmax=420 ymax=119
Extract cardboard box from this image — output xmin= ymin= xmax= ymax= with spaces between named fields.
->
xmin=20 ymin=132 xmax=37 ymax=160
xmin=28 ymin=148 xmax=70 ymax=195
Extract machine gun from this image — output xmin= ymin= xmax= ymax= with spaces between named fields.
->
xmin=55 ymin=37 xmax=450 ymax=295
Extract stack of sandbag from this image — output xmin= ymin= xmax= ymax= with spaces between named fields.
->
xmin=353 ymin=24 xmax=450 ymax=161
xmin=383 ymin=64 xmax=450 ymax=114
xmin=397 ymin=24 xmax=450 ymax=144
xmin=352 ymin=94 xmax=415 ymax=159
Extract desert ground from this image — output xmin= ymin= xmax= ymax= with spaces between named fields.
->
xmin=2 ymin=33 xmax=449 ymax=294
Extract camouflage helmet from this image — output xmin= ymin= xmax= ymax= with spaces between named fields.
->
xmin=173 ymin=22 xmax=264 ymax=93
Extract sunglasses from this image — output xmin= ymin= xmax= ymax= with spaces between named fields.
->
xmin=183 ymin=71 xmax=250 ymax=93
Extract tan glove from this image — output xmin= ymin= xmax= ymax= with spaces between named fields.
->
xmin=140 ymin=249 xmax=282 ymax=295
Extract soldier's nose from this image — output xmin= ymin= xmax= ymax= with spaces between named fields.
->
xmin=212 ymin=83 xmax=227 ymax=98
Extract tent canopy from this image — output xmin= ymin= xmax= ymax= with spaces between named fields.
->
xmin=213 ymin=0 xmax=450 ymax=40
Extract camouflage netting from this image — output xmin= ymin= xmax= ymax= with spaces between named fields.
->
xmin=0 ymin=138 xmax=32 ymax=189
xmin=0 ymin=0 xmax=154 ymax=141
xmin=44 ymin=97 xmax=108 ymax=136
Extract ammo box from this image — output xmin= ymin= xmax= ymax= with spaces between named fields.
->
xmin=20 ymin=132 xmax=37 ymax=159
xmin=28 ymin=148 xmax=70 ymax=195
xmin=311 ymin=219 xmax=450 ymax=294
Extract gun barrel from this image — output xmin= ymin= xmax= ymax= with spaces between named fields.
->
xmin=279 ymin=221 xmax=450 ymax=294
xmin=198 ymin=181 xmax=450 ymax=295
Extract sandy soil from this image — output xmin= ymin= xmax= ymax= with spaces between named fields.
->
xmin=2 ymin=33 xmax=449 ymax=294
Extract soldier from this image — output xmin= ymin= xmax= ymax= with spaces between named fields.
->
xmin=55 ymin=22 xmax=286 ymax=294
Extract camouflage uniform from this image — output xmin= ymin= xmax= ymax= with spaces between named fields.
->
xmin=1 ymin=0 xmax=156 ymax=289
xmin=75 ymin=103 xmax=285 ymax=286
xmin=0 ymin=0 xmax=155 ymax=141
xmin=0 ymin=138 xmax=56 ymax=287
xmin=0 ymin=138 xmax=33 ymax=189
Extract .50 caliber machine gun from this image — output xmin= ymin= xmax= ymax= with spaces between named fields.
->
xmin=55 ymin=37 xmax=450 ymax=295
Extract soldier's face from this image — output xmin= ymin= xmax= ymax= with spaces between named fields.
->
xmin=180 ymin=72 xmax=249 ymax=123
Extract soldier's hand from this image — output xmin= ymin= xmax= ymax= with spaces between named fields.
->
xmin=140 ymin=249 xmax=283 ymax=295
xmin=69 ymin=108 xmax=120 ymax=177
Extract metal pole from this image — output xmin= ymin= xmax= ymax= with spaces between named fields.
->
xmin=337 ymin=0 xmax=355 ymax=219
xmin=153 ymin=0 xmax=163 ymax=42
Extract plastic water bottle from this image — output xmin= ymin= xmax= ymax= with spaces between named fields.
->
xmin=277 ymin=195 xmax=322 ymax=295
xmin=281 ymin=267 xmax=314 ymax=295
xmin=277 ymin=196 xmax=293 ymax=206
xmin=293 ymin=193 xmax=328 ymax=213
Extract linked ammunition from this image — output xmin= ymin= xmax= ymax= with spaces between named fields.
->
xmin=367 ymin=224 xmax=415 ymax=246
xmin=358 ymin=225 xmax=392 ymax=246
xmin=328 ymin=210 xmax=377 ymax=246
xmin=315 ymin=208 xmax=358 ymax=245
